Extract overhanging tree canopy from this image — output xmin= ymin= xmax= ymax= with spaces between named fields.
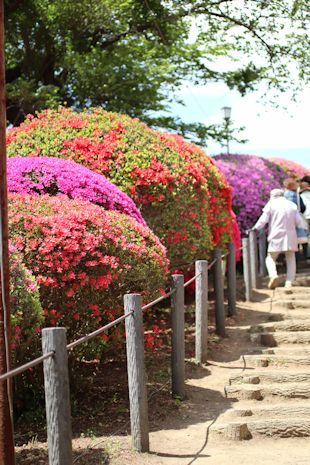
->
xmin=5 ymin=0 xmax=309 ymax=141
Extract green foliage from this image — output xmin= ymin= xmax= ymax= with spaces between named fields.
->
xmin=9 ymin=247 xmax=44 ymax=414
xmin=5 ymin=0 xmax=309 ymax=141
xmin=9 ymin=247 xmax=43 ymax=363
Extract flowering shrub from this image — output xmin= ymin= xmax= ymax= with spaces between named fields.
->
xmin=8 ymin=194 xmax=168 ymax=354
xmin=269 ymin=157 xmax=309 ymax=180
xmin=214 ymin=154 xmax=287 ymax=235
xmin=9 ymin=245 xmax=43 ymax=364
xmin=7 ymin=107 xmax=235 ymax=267
xmin=7 ymin=156 xmax=145 ymax=225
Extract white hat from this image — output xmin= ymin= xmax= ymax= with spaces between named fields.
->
xmin=270 ymin=188 xmax=284 ymax=198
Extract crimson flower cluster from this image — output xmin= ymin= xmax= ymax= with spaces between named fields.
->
xmin=9 ymin=194 xmax=169 ymax=354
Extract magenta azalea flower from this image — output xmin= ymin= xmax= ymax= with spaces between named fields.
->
xmin=214 ymin=154 xmax=287 ymax=235
xmin=8 ymin=156 xmax=146 ymax=225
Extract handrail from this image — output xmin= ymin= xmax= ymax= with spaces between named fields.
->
xmin=207 ymin=258 xmax=217 ymax=270
xmin=67 ymin=311 xmax=134 ymax=351
xmin=221 ymin=251 xmax=230 ymax=259
xmin=2 ymin=245 xmax=239 ymax=382
xmin=0 ymin=351 xmax=54 ymax=383
xmin=142 ymin=289 xmax=175 ymax=311
xmin=184 ymin=272 xmax=201 ymax=288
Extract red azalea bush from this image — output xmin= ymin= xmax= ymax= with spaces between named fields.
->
xmin=8 ymin=194 xmax=169 ymax=355
xmin=269 ymin=157 xmax=309 ymax=180
xmin=7 ymin=107 xmax=235 ymax=268
xmin=8 ymin=156 xmax=146 ymax=225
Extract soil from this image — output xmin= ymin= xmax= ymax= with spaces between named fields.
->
xmin=14 ymin=267 xmax=310 ymax=465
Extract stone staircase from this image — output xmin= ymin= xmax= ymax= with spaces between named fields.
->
xmin=211 ymin=275 xmax=310 ymax=441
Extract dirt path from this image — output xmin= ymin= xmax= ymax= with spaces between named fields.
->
xmin=16 ymin=270 xmax=310 ymax=465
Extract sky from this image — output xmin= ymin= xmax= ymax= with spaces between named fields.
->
xmin=169 ymin=82 xmax=310 ymax=169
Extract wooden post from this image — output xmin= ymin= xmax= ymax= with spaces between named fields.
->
xmin=258 ymin=229 xmax=268 ymax=277
xmin=195 ymin=260 xmax=208 ymax=364
xmin=249 ymin=229 xmax=258 ymax=289
xmin=213 ymin=249 xmax=225 ymax=337
xmin=124 ymin=294 xmax=149 ymax=452
xmin=171 ymin=275 xmax=185 ymax=399
xmin=242 ymin=238 xmax=253 ymax=301
xmin=42 ymin=328 xmax=72 ymax=465
xmin=227 ymin=242 xmax=237 ymax=317
xmin=0 ymin=1 xmax=15 ymax=463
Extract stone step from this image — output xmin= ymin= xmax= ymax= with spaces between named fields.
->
xmin=225 ymin=382 xmax=310 ymax=400
xmin=268 ymin=312 xmax=310 ymax=322
xmin=229 ymin=371 xmax=310 ymax=385
xmin=211 ymin=418 xmax=310 ymax=440
xmin=274 ymin=300 xmax=310 ymax=309
xmin=240 ymin=354 xmax=310 ymax=368
xmin=223 ymin=403 xmax=310 ymax=420
xmin=275 ymin=287 xmax=310 ymax=296
xmin=250 ymin=330 xmax=310 ymax=346
xmin=262 ymin=347 xmax=310 ymax=356
xmin=250 ymin=320 xmax=310 ymax=333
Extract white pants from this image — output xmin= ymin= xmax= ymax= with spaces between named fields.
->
xmin=265 ymin=251 xmax=296 ymax=283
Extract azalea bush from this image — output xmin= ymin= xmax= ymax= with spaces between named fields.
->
xmin=8 ymin=246 xmax=44 ymax=411
xmin=7 ymin=156 xmax=145 ymax=225
xmin=214 ymin=154 xmax=286 ymax=235
xmin=269 ymin=157 xmax=309 ymax=180
xmin=9 ymin=245 xmax=43 ymax=364
xmin=7 ymin=107 xmax=235 ymax=268
xmin=9 ymin=194 xmax=168 ymax=355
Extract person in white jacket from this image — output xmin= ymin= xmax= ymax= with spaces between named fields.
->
xmin=253 ymin=188 xmax=305 ymax=289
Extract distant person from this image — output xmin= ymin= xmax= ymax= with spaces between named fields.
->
xmin=283 ymin=177 xmax=305 ymax=212
xmin=300 ymin=176 xmax=310 ymax=259
xmin=252 ymin=189 xmax=305 ymax=289
xmin=283 ymin=177 xmax=307 ymax=261
xmin=300 ymin=176 xmax=310 ymax=222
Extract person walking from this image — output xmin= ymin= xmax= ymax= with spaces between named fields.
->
xmin=283 ymin=177 xmax=305 ymax=210
xmin=300 ymin=176 xmax=310 ymax=259
xmin=283 ymin=177 xmax=307 ymax=261
xmin=252 ymin=188 xmax=305 ymax=289
xmin=300 ymin=176 xmax=310 ymax=222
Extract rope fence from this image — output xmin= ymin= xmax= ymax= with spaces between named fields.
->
xmin=3 ymin=235 xmax=266 ymax=463
xmin=67 ymin=312 xmax=134 ymax=351
xmin=183 ymin=272 xmax=201 ymax=288
xmin=0 ymin=351 xmax=54 ymax=383
xmin=142 ymin=289 xmax=175 ymax=311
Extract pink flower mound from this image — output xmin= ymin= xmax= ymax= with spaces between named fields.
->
xmin=269 ymin=157 xmax=309 ymax=179
xmin=7 ymin=156 xmax=146 ymax=225
xmin=214 ymin=154 xmax=287 ymax=235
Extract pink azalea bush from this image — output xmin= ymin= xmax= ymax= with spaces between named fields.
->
xmin=269 ymin=157 xmax=309 ymax=180
xmin=8 ymin=156 xmax=145 ymax=225
xmin=214 ymin=154 xmax=287 ymax=235
xmin=9 ymin=194 xmax=169 ymax=355
xmin=7 ymin=107 xmax=236 ymax=269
